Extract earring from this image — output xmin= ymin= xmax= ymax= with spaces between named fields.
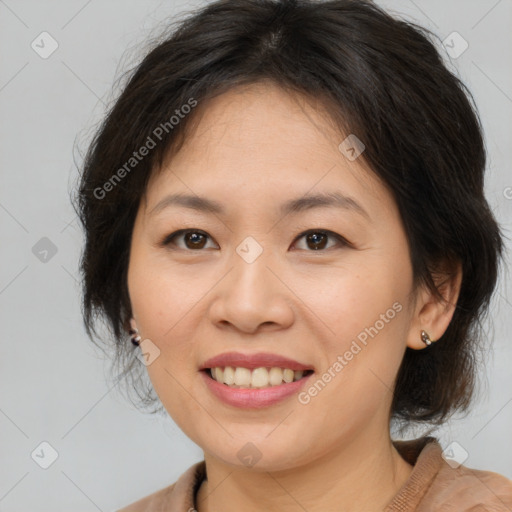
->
xmin=421 ymin=330 xmax=436 ymax=346
xmin=129 ymin=327 xmax=141 ymax=346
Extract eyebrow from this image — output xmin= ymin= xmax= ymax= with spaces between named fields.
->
xmin=148 ymin=191 xmax=370 ymax=221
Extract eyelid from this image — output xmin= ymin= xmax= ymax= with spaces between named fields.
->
xmin=292 ymin=228 xmax=350 ymax=249
xmin=159 ymin=228 xmax=351 ymax=250
xmin=159 ymin=229 xmax=215 ymax=248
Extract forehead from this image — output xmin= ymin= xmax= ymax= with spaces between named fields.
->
xmin=166 ymin=82 xmax=345 ymax=165
xmin=143 ymin=82 xmax=391 ymax=220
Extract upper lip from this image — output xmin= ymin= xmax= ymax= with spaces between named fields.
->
xmin=199 ymin=352 xmax=314 ymax=371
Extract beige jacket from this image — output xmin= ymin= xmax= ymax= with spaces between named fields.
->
xmin=117 ymin=437 xmax=512 ymax=511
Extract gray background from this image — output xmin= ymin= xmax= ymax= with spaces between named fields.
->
xmin=1 ymin=0 xmax=511 ymax=510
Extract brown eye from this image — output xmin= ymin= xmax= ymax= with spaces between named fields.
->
xmin=183 ymin=231 xmax=207 ymax=249
xmin=161 ymin=229 xmax=216 ymax=250
xmin=160 ymin=228 xmax=349 ymax=252
xmin=306 ymin=232 xmax=328 ymax=250
xmin=292 ymin=230 xmax=348 ymax=251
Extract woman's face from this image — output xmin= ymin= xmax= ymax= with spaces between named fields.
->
xmin=127 ymin=82 xmax=420 ymax=471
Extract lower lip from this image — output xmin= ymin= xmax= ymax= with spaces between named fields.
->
xmin=200 ymin=370 xmax=313 ymax=409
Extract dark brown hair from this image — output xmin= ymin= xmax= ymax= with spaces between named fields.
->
xmin=73 ymin=0 xmax=505 ymax=427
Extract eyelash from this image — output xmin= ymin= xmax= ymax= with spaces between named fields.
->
xmin=159 ymin=228 xmax=350 ymax=252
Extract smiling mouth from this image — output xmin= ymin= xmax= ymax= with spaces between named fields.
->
xmin=202 ymin=367 xmax=315 ymax=389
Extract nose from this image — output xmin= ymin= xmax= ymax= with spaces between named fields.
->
xmin=207 ymin=248 xmax=294 ymax=334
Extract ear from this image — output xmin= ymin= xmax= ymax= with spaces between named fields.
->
xmin=129 ymin=317 xmax=138 ymax=331
xmin=406 ymin=258 xmax=463 ymax=350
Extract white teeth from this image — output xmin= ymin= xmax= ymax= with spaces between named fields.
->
xmin=283 ymin=368 xmax=294 ymax=383
xmin=251 ymin=367 xmax=269 ymax=388
xmin=208 ymin=366 xmax=308 ymax=388
xmin=223 ymin=366 xmax=235 ymax=385
xmin=214 ymin=367 xmax=223 ymax=383
xmin=234 ymin=367 xmax=251 ymax=386
xmin=269 ymin=367 xmax=284 ymax=386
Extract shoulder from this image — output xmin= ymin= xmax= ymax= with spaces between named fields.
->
xmin=115 ymin=460 xmax=206 ymax=512
xmin=116 ymin=482 xmax=177 ymax=512
xmin=388 ymin=437 xmax=512 ymax=511
xmin=424 ymin=460 xmax=512 ymax=511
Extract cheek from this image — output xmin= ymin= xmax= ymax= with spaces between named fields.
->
xmin=300 ymin=263 xmax=409 ymax=377
xmin=128 ymin=249 xmax=198 ymax=337
xmin=127 ymin=253 xmax=214 ymax=393
xmin=128 ymin=257 xmax=202 ymax=416
xmin=293 ymin=265 xmax=387 ymax=334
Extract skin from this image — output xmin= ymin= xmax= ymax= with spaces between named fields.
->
xmin=127 ymin=81 xmax=462 ymax=512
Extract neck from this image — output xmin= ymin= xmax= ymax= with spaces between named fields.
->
xmin=196 ymin=428 xmax=413 ymax=512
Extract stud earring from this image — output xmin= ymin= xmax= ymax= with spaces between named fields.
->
xmin=420 ymin=330 xmax=436 ymax=346
xmin=129 ymin=327 xmax=141 ymax=346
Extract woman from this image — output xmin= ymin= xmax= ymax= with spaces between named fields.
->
xmin=74 ymin=0 xmax=512 ymax=510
